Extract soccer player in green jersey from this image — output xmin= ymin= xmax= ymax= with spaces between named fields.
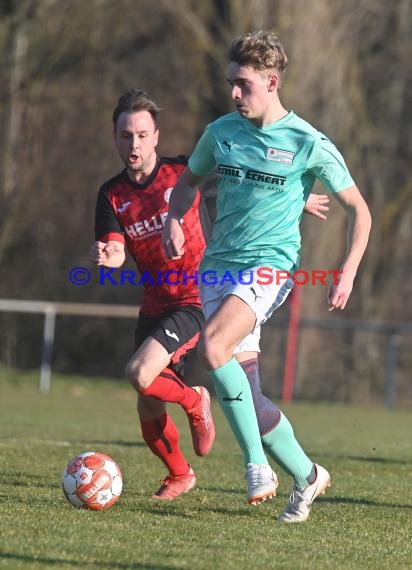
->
xmin=163 ymin=31 xmax=371 ymax=522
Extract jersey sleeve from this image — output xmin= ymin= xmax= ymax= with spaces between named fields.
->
xmin=95 ymin=185 xmax=125 ymax=242
xmin=188 ymin=126 xmax=217 ymax=177
xmin=307 ymin=135 xmax=354 ymax=193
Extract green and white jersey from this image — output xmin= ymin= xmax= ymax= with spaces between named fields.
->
xmin=188 ymin=111 xmax=354 ymax=274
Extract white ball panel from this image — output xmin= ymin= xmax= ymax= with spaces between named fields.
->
xmin=111 ymin=476 xmax=123 ymax=496
xmin=62 ymin=474 xmax=77 ymax=494
xmin=66 ymin=492 xmax=84 ymax=508
xmin=104 ymin=459 xmax=120 ymax=477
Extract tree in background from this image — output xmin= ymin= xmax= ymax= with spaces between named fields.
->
xmin=0 ymin=0 xmax=410 ymax=402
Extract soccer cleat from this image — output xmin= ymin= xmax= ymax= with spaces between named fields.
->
xmin=186 ymin=386 xmax=216 ymax=456
xmin=277 ymin=464 xmax=331 ymax=523
xmin=246 ymin=463 xmax=278 ymax=505
xmin=152 ymin=467 xmax=196 ymax=501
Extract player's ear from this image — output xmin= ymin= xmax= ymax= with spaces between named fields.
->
xmin=267 ymin=73 xmax=279 ymax=92
xmin=154 ymin=129 xmax=159 ymax=148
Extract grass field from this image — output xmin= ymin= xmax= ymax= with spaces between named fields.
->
xmin=0 ymin=367 xmax=411 ymax=570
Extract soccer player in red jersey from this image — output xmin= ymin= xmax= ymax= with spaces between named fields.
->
xmin=90 ymin=90 xmax=215 ymax=500
xmin=90 ymin=89 xmax=329 ymax=502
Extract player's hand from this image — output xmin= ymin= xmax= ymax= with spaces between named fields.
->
xmin=327 ymin=270 xmax=355 ymax=311
xmin=89 ymin=241 xmax=107 ymax=264
xmin=304 ymin=194 xmax=330 ymax=220
xmin=89 ymin=241 xmax=125 ymax=267
xmin=162 ymin=217 xmax=185 ymax=259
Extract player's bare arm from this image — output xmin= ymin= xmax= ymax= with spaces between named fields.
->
xmin=89 ymin=240 xmax=126 ymax=268
xmin=328 ymin=185 xmax=371 ymax=310
xmin=304 ymin=193 xmax=330 ymax=220
xmin=162 ymin=167 xmax=203 ymax=259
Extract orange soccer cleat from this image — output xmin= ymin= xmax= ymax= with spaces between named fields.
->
xmin=186 ymin=386 xmax=216 ymax=456
xmin=152 ymin=468 xmax=197 ymax=501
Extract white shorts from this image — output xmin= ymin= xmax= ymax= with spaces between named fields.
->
xmin=199 ymin=267 xmax=294 ymax=353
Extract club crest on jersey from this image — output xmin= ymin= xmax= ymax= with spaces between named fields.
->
xmin=266 ymin=148 xmax=295 ymax=165
xmin=164 ymin=188 xmax=173 ymax=204
xmin=116 ymin=201 xmax=132 ymax=213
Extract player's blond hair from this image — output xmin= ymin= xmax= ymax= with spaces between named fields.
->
xmin=229 ymin=31 xmax=288 ymax=83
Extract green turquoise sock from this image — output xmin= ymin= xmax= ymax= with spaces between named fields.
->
xmin=209 ymin=358 xmax=268 ymax=466
xmin=262 ymin=412 xmax=313 ymax=489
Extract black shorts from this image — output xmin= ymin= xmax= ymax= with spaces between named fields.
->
xmin=134 ymin=305 xmax=205 ymax=377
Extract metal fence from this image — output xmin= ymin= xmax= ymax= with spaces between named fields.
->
xmin=0 ymin=298 xmax=411 ymax=406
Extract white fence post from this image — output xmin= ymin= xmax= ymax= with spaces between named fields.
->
xmin=40 ymin=306 xmax=56 ymax=393
xmin=0 ymin=298 xmax=139 ymax=392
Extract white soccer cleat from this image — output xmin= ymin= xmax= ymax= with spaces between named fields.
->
xmin=246 ymin=463 xmax=278 ymax=505
xmin=277 ymin=464 xmax=331 ymax=523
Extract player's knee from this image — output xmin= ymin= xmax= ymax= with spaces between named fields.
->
xmin=197 ymin=329 xmax=215 ymax=364
xmin=198 ymin=328 xmax=232 ymax=369
xmin=125 ymin=359 xmax=151 ymax=391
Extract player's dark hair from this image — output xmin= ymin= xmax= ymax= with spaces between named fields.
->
xmin=112 ymin=89 xmax=162 ymax=128
xmin=229 ymin=31 xmax=287 ymax=79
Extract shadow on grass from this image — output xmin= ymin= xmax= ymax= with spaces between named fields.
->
xmin=144 ymin=503 xmax=254 ymax=518
xmin=198 ymin=486 xmax=244 ymax=496
xmin=0 ymin=493 xmax=62 ymax=507
xmin=76 ymin=439 xmax=146 ymax=448
xmin=1 ymin=479 xmax=58 ymax=489
xmin=142 ymin=495 xmax=412 ymax=517
xmin=347 ymin=455 xmax=412 ymax=465
xmin=136 ymin=487 xmax=412 ymax=513
xmin=0 ymin=436 xmax=145 ymax=448
xmin=321 ymin=495 xmax=412 ymax=509
xmin=0 ymin=552 xmax=174 ymax=569
xmin=271 ymin=488 xmax=411 ymax=510
xmin=0 ymin=470 xmax=44 ymax=480
xmin=0 ymin=471 xmax=59 ymax=489
xmin=312 ymin=452 xmax=412 ymax=466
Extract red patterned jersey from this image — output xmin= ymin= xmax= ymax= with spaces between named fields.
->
xmin=95 ymin=156 xmax=209 ymax=316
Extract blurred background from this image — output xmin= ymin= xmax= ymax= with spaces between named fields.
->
xmin=0 ymin=0 xmax=411 ymax=404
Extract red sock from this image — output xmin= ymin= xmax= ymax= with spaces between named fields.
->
xmin=140 ymin=412 xmax=190 ymax=477
xmin=140 ymin=368 xmax=200 ymax=412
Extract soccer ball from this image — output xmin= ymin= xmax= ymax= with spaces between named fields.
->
xmin=62 ymin=451 xmax=123 ymax=510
